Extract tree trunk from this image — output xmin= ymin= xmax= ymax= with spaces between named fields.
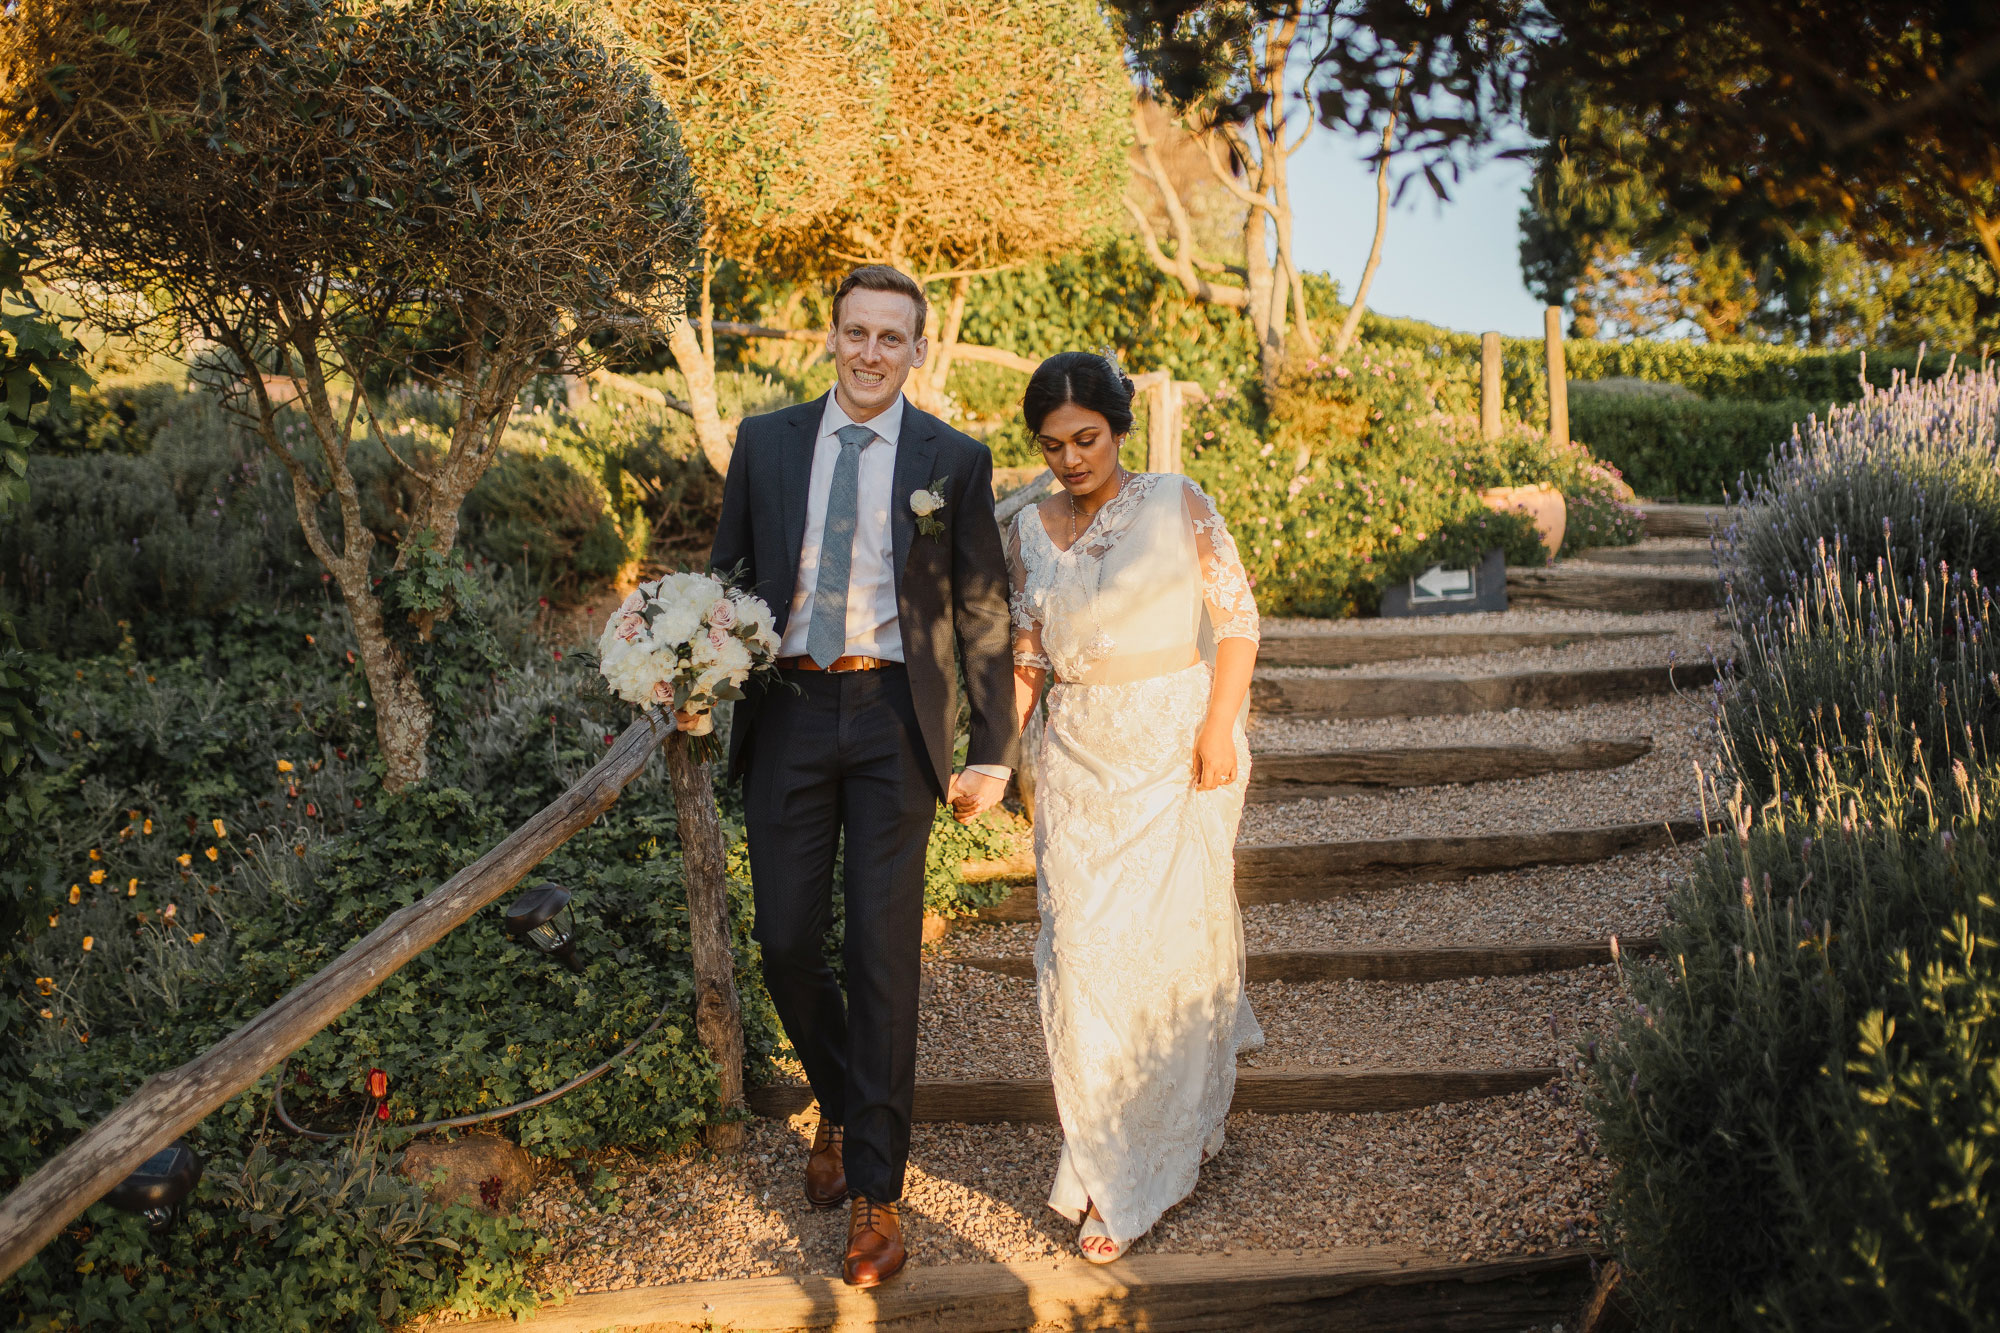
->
xmin=667 ymin=318 xmax=735 ymax=476
xmin=1333 ymin=110 xmax=1399 ymax=358
xmin=906 ymin=294 xmax=950 ymax=416
xmin=343 ymin=579 xmax=434 ymax=791
xmin=1244 ymin=202 xmax=1284 ymax=390
xmin=664 ymin=729 xmax=746 ymax=1151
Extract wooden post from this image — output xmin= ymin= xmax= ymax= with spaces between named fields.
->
xmin=0 ymin=711 xmax=674 ymax=1284
xmin=663 ymin=732 xmax=746 ymax=1151
xmin=1480 ymin=331 xmax=1503 ymax=440
xmin=1132 ymin=370 xmax=1181 ymax=474
xmin=1544 ymin=307 xmax=1569 ymax=447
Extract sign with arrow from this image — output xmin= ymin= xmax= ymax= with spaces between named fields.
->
xmin=1412 ymin=564 xmax=1474 ymax=601
xmin=1379 ymin=547 xmax=1509 ymax=618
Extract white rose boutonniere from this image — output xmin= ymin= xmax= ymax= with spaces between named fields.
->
xmin=910 ymin=477 xmax=949 ymax=538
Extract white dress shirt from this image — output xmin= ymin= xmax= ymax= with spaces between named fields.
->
xmin=780 ymin=393 xmax=906 ymax=662
xmin=780 ymin=392 xmax=1010 ymax=783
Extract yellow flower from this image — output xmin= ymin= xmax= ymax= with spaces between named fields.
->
xmin=38 ymin=1008 xmax=52 ymax=1020
xmin=88 ymin=869 xmax=106 ymax=885
xmin=34 ymin=977 xmax=52 ymax=997
xmin=204 ymin=847 xmax=219 ymax=862
xmin=88 ymin=848 xmax=101 ymax=861
xmin=127 ymin=878 xmax=139 ymax=897
xmin=47 ymin=914 xmax=58 ymax=928
xmin=175 ymin=853 xmax=192 ymax=867
xmin=188 ymin=932 xmax=206 ymax=944
xmin=81 ymin=936 xmax=94 ymax=952
xmin=212 ymin=819 xmax=227 ymax=838
xmin=67 ymin=885 xmax=80 ymax=904
xmin=276 ymin=760 xmax=295 ymax=773
xmin=143 ymin=819 xmax=154 ymax=835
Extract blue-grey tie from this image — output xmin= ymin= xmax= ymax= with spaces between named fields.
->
xmin=806 ymin=423 xmax=877 ymax=668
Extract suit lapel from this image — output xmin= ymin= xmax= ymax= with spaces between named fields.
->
xmin=773 ymin=395 xmax=824 ymax=629
xmin=891 ymin=402 xmax=939 ymax=591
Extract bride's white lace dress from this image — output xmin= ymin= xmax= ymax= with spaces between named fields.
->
xmin=1005 ymin=471 xmax=1264 ymax=1247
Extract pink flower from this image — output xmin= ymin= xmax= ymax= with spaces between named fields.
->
xmin=619 ymin=589 xmax=644 ymax=614
xmin=651 ymin=679 xmax=674 ymax=703
xmin=707 ymin=599 xmax=737 ymax=630
xmin=707 ymin=626 xmax=729 ymax=650
xmin=615 ymin=612 xmax=646 ymax=643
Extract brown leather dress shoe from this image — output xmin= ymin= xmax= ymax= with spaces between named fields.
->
xmin=804 ymin=1119 xmax=847 ymax=1209
xmin=843 ymin=1195 xmax=906 ymax=1287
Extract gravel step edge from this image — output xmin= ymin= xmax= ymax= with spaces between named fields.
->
xmin=1256 ymin=626 xmax=1668 ymax=667
xmin=952 ymin=936 xmax=1663 ymax=984
xmin=443 ymin=1246 xmax=1598 ymax=1333
xmin=1246 ymin=737 xmax=1653 ymax=800
xmin=1250 ymin=661 xmax=1721 ymax=720
xmin=965 ymin=818 xmax=1707 ymax=922
xmin=745 ymin=1067 xmax=1560 ymax=1124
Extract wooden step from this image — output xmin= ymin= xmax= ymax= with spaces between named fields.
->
xmin=1250 ymin=661 xmax=1718 ymax=720
xmin=1255 ymin=626 xmax=1667 ymax=668
xmin=954 ymin=936 xmax=1663 ymax=985
xmin=1638 ymin=502 xmax=1725 ymax=538
xmin=746 ymin=1066 xmax=1559 ymax=1123
xmin=1247 ymin=737 xmax=1652 ymax=801
xmin=1573 ymin=543 xmax=1710 ymax=568
xmin=969 ymin=819 xmax=1704 ymax=919
xmin=445 ymin=1245 xmax=1598 ymax=1333
xmin=1505 ymin=566 xmax=1719 ymax=612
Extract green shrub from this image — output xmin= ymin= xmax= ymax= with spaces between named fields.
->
xmin=1559 ymin=473 xmax=1648 ymax=554
xmin=1570 ymin=390 xmax=1822 ymax=502
xmin=28 ymin=374 xmax=185 ymax=457
xmin=1726 ymin=369 xmax=2000 ymax=611
xmin=7 ymin=1140 xmax=542 ymax=1332
xmin=1564 ymin=340 xmax=1939 ymax=405
xmin=1588 ymin=801 xmax=1998 ymax=1332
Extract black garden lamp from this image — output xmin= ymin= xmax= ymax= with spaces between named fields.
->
xmin=505 ymin=881 xmax=582 ymax=973
xmin=105 ymin=1140 xmax=202 ymax=1234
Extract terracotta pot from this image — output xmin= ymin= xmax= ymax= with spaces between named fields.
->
xmin=1479 ymin=483 xmax=1567 ymax=559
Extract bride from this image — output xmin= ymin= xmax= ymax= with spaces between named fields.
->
xmin=996 ymin=350 xmax=1264 ymax=1262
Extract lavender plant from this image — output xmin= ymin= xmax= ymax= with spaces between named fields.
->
xmin=1724 ymin=366 xmax=2000 ymax=620
xmin=1720 ymin=538 xmax=2000 ymax=827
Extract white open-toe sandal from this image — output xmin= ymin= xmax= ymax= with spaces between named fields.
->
xmin=1078 ymin=1205 xmax=1125 ymax=1265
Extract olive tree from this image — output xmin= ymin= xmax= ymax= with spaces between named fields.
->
xmin=1 ymin=0 xmax=703 ymax=788
xmin=616 ymin=0 xmax=1128 ymax=448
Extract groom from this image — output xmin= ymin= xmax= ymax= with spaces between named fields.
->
xmin=707 ymin=265 xmax=1019 ymax=1286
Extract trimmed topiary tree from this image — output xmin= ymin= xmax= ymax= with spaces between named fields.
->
xmin=0 ymin=0 xmax=703 ymax=788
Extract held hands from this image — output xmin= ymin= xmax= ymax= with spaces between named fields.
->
xmin=1191 ymin=720 xmax=1238 ymax=791
xmin=947 ymin=768 xmax=1007 ymax=824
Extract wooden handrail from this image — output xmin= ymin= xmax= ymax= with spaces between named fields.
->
xmin=0 ymin=710 xmax=674 ymax=1283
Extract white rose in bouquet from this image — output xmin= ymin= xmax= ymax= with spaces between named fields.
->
xmin=598 ymin=572 xmax=780 ymax=742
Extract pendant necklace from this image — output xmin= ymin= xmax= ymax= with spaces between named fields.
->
xmin=1070 ymin=466 xmax=1128 ymax=546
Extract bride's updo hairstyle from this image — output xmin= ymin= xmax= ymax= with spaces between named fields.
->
xmin=1024 ymin=351 xmax=1136 ymax=437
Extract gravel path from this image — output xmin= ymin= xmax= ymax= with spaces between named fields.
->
xmin=899 ymin=963 xmax=1624 ymax=1082
xmin=1238 ymin=701 xmax=1715 ymax=847
xmin=518 ymin=1079 xmax=1606 ymax=1293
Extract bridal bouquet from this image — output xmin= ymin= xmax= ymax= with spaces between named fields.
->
xmin=598 ymin=572 xmax=780 ymax=736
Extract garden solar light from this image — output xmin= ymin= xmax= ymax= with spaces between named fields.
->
xmin=505 ymin=881 xmax=582 ymax=973
xmin=105 ymin=1140 xmax=202 ymax=1234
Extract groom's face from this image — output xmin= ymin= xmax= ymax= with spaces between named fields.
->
xmin=829 ymin=288 xmax=928 ymax=422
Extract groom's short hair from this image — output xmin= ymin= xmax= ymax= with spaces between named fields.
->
xmin=831 ymin=265 xmax=928 ymax=339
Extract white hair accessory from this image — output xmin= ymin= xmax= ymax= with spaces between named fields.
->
xmin=1095 ymin=345 xmax=1131 ymax=387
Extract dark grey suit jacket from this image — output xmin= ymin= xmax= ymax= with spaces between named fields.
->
xmin=709 ymin=392 xmax=1021 ymax=796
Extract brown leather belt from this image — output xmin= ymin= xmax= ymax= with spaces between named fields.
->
xmin=776 ymin=654 xmax=896 ymax=673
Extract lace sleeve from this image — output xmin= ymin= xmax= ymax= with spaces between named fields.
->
xmin=1004 ymin=511 xmax=1051 ymax=672
xmin=1183 ymin=479 xmax=1260 ymax=644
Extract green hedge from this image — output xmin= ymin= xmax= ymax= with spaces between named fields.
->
xmin=1568 ymin=393 xmax=1821 ymax=502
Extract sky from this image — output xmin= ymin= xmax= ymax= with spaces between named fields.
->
xmin=1287 ymin=128 xmax=1552 ymax=338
